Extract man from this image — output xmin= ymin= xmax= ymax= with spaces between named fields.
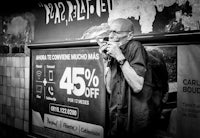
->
xmin=98 ymin=18 xmax=155 ymax=138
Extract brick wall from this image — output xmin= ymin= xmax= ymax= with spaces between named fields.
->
xmin=0 ymin=56 xmax=30 ymax=132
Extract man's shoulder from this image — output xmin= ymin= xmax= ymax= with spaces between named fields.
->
xmin=127 ymin=40 xmax=144 ymax=51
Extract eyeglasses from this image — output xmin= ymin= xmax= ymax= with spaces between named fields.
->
xmin=109 ymin=30 xmax=132 ymax=35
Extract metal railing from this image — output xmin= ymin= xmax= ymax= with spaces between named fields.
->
xmin=28 ymin=30 xmax=200 ymax=49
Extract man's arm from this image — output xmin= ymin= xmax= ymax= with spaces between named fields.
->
xmin=104 ymin=65 xmax=112 ymax=94
xmin=97 ymin=40 xmax=112 ymax=94
xmin=120 ymin=61 xmax=144 ymax=93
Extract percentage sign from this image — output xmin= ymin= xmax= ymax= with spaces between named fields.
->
xmin=85 ymin=69 xmax=99 ymax=87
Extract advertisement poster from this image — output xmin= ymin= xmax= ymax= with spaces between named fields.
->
xmin=31 ymin=0 xmax=200 ymax=43
xmin=177 ymin=45 xmax=200 ymax=138
xmin=31 ymin=47 xmax=105 ymax=138
xmin=33 ymin=0 xmax=112 ymax=43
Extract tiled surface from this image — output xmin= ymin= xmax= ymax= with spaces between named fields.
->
xmin=0 ymin=56 xmax=29 ymax=132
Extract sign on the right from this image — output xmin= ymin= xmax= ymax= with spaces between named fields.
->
xmin=177 ymin=45 xmax=200 ymax=138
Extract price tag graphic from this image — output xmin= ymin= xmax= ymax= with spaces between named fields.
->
xmin=60 ymin=67 xmax=100 ymax=98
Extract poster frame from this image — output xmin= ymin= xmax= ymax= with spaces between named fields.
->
xmin=28 ymin=41 xmax=106 ymax=138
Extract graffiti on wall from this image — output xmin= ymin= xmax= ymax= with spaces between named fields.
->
xmin=33 ymin=0 xmax=200 ymax=42
xmin=2 ymin=12 xmax=35 ymax=53
xmin=40 ymin=0 xmax=113 ymax=26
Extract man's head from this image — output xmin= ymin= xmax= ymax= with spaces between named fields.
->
xmin=108 ymin=18 xmax=134 ymax=43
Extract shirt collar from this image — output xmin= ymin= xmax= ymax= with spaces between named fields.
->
xmin=120 ymin=40 xmax=131 ymax=51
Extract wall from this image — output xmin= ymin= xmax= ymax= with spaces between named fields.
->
xmin=0 ymin=55 xmax=30 ymax=133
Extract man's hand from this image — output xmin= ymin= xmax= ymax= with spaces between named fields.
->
xmin=97 ymin=38 xmax=110 ymax=60
xmin=106 ymin=41 xmax=125 ymax=61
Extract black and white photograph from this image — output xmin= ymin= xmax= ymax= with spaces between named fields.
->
xmin=0 ymin=0 xmax=200 ymax=138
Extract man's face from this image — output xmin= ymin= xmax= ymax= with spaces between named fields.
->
xmin=108 ymin=21 xmax=130 ymax=43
